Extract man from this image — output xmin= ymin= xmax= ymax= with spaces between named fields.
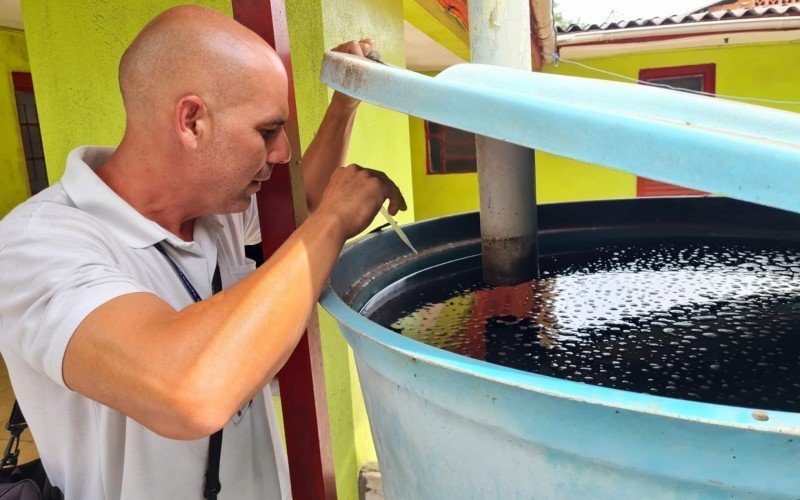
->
xmin=0 ymin=5 xmax=405 ymax=499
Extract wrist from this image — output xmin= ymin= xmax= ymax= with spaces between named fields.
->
xmin=307 ymin=209 xmax=348 ymax=246
xmin=330 ymin=92 xmax=359 ymax=116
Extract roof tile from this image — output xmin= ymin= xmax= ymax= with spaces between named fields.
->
xmin=556 ymin=4 xmax=800 ymax=33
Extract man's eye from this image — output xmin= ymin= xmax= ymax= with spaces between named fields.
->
xmin=259 ymin=128 xmax=279 ymax=139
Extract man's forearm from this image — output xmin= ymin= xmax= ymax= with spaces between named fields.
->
xmin=169 ymin=211 xmax=347 ymax=414
xmin=302 ymin=94 xmax=357 ymax=212
xmin=64 ymin=210 xmax=347 ymax=439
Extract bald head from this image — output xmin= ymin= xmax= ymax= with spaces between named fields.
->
xmin=119 ymin=5 xmax=285 ymax=121
xmin=108 ymin=5 xmax=292 ymax=218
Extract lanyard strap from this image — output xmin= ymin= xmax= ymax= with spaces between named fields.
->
xmin=153 ymin=242 xmax=223 ymax=500
xmin=154 ymin=242 xmax=221 ymax=298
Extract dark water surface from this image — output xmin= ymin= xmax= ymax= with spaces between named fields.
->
xmin=366 ymin=240 xmax=800 ymax=412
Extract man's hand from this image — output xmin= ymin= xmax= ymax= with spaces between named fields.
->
xmin=329 ymin=39 xmax=376 ymax=112
xmin=315 ymin=163 xmax=407 ymax=240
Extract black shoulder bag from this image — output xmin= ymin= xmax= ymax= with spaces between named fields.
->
xmin=0 ymin=401 xmax=63 ymax=499
xmin=154 ymin=243 xmax=223 ymax=500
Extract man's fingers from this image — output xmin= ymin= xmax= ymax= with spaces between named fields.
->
xmin=374 ymin=173 xmax=406 ymax=212
xmin=330 ymin=39 xmax=376 ymax=58
xmin=383 ymin=181 xmax=406 ymax=216
xmin=332 ymin=40 xmax=366 ymax=57
xmin=366 ymin=168 xmax=389 ymax=181
xmin=359 ymin=39 xmax=375 ymax=56
xmin=387 ymin=188 xmax=407 ymax=216
xmin=349 ymin=40 xmax=365 ymax=56
xmin=349 ymin=166 xmax=405 ymax=214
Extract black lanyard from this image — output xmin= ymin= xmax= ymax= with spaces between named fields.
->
xmin=154 ymin=242 xmax=221 ymax=298
xmin=153 ymin=242 xmax=223 ymax=500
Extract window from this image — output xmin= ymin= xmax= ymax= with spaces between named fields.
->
xmin=13 ymin=72 xmax=48 ymax=195
xmin=637 ymin=64 xmax=715 ymax=198
xmin=426 ymin=121 xmax=477 ymax=174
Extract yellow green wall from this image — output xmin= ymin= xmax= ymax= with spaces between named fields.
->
xmin=286 ymin=1 xmax=413 ymax=499
xmin=0 ymin=28 xmax=30 ymax=218
xmin=411 ymin=39 xmax=800 ymax=220
xmin=20 ymin=0 xmax=234 ymax=182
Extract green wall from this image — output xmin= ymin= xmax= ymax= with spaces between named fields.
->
xmin=286 ymin=1 xmax=413 ymax=499
xmin=20 ymin=0 xmax=233 ymax=182
xmin=0 ymin=28 xmax=30 ymax=218
xmin=411 ymin=40 xmax=800 ymax=220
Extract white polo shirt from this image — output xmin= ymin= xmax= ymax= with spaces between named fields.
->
xmin=0 ymin=147 xmax=290 ymax=499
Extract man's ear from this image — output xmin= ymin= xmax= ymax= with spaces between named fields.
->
xmin=175 ymin=96 xmax=208 ymax=150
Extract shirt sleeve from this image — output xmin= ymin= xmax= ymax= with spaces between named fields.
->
xmin=0 ymin=209 xmax=153 ymax=388
xmin=243 ymin=194 xmax=262 ymax=246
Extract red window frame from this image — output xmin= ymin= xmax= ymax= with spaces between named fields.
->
xmin=425 ymin=121 xmax=477 ymax=174
xmin=12 ymin=72 xmax=33 ymax=92
xmin=12 ymin=72 xmax=50 ymax=195
xmin=637 ymin=64 xmax=715 ymax=198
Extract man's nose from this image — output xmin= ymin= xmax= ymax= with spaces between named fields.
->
xmin=267 ymin=129 xmax=292 ymax=165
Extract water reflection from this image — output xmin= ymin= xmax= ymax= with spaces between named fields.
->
xmin=369 ymin=242 xmax=800 ymax=412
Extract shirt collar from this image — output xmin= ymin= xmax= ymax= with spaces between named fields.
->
xmin=61 ymin=146 xmax=222 ymax=250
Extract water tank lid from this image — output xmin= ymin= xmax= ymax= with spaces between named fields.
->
xmin=320 ymin=51 xmax=800 ymax=215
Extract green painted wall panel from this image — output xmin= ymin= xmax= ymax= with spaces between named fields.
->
xmin=286 ymin=0 xmax=328 ymax=152
xmin=317 ymin=306 xmax=359 ymax=499
xmin=0 ymin=29 xmax=31 ymax=218
xmin=288 ymin=1 xmax=412 ymax=498
xmin=320 ymin=4 xmax=412 ymax=488
xmin=20 ymin=0 xmax=233 ymax=183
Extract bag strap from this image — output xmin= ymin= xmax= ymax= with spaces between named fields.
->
xmin=154 ymin=243 xmax=223 ymax=500
xmin=1 ymin=401 xmax=27 ymax=471
xmin=203 ymin=430 xmax=223 ymax=499
xmin=7 ymin=402 xmax=24 ymax=430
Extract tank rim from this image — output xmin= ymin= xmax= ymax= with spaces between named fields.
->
xmin=322 ymin=199 xmax=800 ymax=436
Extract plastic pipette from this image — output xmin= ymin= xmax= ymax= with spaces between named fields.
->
xmin=379 ymin=206 xmax=418 ymax=254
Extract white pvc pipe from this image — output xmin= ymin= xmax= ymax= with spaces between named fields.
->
xmin=469 ymin=0 xmax=538 ymax=285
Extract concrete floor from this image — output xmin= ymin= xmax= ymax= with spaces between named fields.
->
xmin=0 ymin=358 xmax=39 ymax=463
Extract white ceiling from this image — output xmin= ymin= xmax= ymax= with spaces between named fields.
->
xmin=0 ymin=0 xmax=463 ymax=72
xmin=404 ymin=20 xmax=466 ymax=72
xmin=0 ymin=0 xmax=22 ymax=30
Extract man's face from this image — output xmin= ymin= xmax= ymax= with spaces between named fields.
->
xmin=197 ymin=57 xmax=291 ymax=215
